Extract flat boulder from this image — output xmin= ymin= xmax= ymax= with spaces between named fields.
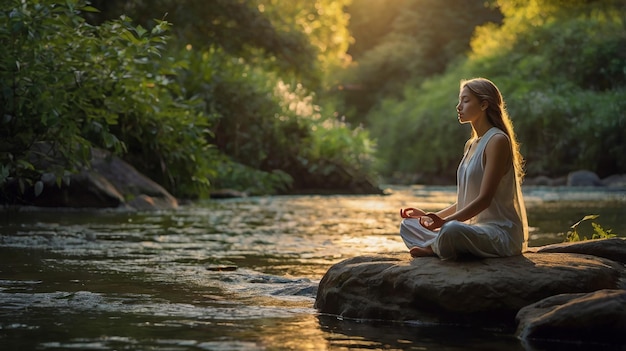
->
xmin=315 ymin=249 xmax=626 ymax=327
xmin=527 ymin=237 xmax=626 ymax=264
xmin=516 ymin=289 xmax=626 ymax=346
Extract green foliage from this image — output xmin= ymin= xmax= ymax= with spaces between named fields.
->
xmin=470 ymin=0 xmax=626 ymax=177
xmin=505 ymin=87 xmax=626 ymax=176
xmin=0 ymin=0 xmax=216 ymax=200
xmin=565 ymin=215 xmax=617 ymax=242
xmin=339 ymin=0 xmax=502 ymax=123
xmin=0 ymin=0 xmax=382 ymax=204
xmin=254 ymin=0 xmax=353 ymax=89
xmin=367 ymin=0 xmax=626 ymax=180
xmin=158 ymin=38 xmax=377 ymax=195
xmin=269 ymin=78 xmax=378 ymax=191
xmin=368 ymin=71 xmax=469 ymax=182
xmin=166 ymin=46 xmax=295 ymax=193
xmin=81 ymin=0 xmax=377 ymax=196
xmin=87 ymin=0 xmax=321 ymax=89
xmin=211 ymin=158 xmax=293 ymax=196
xmin=0 ymin=0 xmax=119 ymax=195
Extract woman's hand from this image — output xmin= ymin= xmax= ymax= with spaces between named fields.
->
xmin=422 ymin=213 xmax=446 ymax=230
xmin=400 ymin=207 xmax=426 ymax=219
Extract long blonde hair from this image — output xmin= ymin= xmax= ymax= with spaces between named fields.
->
xmin=461 ymin=78 xmax=525 ymax=182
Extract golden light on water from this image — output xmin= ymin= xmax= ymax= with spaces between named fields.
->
xmin=338 ymin=234 xmax=406 ymax=253
xmin=258 ymin=316 xmax=331 ymax=350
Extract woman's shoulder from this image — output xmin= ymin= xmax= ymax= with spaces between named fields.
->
xmin=484 ymin=130 xmax=512 ymax=166
xmin=485 ymin=128 xmax=510 ymax=144
xmin=487 ymin=127 xmax=507 ymax=137
xmin=485 ymin=132 xmax=511 ymax=148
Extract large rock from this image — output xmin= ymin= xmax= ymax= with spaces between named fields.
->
xmin=516 ymin=289 xmax=626 ymax=345
xmin=315 ymin=249 xmax=626 ymax=326
xmin=527 ymin=237 xmax=626 ymax=264
xmin=26 ymin=148 xmax=178 ymax=210
xmin=32 ymin=170 xmax=125 ymax=208
xmin=567 ymin=170 xmax=603 ymax=186
xmin=89 ymin=149 xmax=178 ymax=210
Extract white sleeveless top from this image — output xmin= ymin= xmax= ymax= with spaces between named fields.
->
xmin=457 ymin=127 xmax=528 ymax=251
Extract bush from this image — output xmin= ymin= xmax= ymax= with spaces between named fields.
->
xmin=0 ymin=0 xmax=216 ymax=200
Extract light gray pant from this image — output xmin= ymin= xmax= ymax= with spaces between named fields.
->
xmin=400 ymin=219 xmax=513 ymax=260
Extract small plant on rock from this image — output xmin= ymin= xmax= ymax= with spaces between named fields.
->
xmin=565 ymin=215 xmax=617 ymax=242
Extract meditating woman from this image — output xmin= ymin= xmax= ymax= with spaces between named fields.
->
xmin=399 ymin=77 xmax=528 ymax=260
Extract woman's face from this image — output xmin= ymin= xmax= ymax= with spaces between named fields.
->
xmin=456 ymin=86 xmax=484 ymax=124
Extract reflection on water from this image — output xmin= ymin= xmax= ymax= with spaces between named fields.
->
xmin=0 ymin=185 xmax=624 ymax=350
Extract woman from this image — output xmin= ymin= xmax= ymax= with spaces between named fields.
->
xmin=399 ymin=78 xmax=528 ymax=260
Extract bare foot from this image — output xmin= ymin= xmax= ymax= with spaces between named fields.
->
xmin=409 ymin=246 xmax=435 ymax=258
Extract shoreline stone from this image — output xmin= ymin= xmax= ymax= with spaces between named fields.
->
xmin=524 ymin=170 xmax=626 ymax=188
xmin=4 ymin=148 xmax=178 ymax=210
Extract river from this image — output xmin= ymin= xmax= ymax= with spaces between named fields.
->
xmin=1 ymin=185 xmax=625 ymax=350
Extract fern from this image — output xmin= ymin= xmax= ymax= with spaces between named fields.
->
xmin=565 ymin=215 xmax=617 ymax=242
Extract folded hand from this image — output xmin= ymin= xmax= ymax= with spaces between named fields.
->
xmin=400 ymin=207 xmax=426 ymax=218
xmin=422 ymin=213 xmax=445 ymax=230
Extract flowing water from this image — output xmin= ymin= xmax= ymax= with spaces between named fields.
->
xmin=1 ymin=185 xmax=625 ymax=351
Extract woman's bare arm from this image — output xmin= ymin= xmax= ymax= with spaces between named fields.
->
xmin=436 ymin=203 xmax=457 ymax=218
